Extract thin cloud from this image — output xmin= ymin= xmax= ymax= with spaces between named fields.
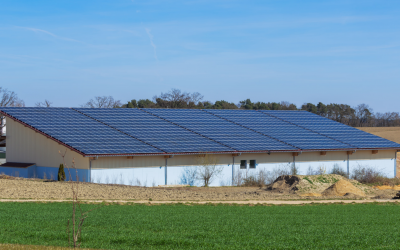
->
xmin=17 ymin=26 xmax=81 ymax=42
xmin=145 ymin=28 xmax=158 ymax=61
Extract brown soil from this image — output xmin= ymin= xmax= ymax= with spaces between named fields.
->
xmin=321 ymin=180 xmax=366 ymax=197
xmin=267 ymin=175 xmax=300 ymax=193
xmin=374 ymin=185 xmax=400 ymax=190
xmin=0 ymin=174 xmax=397 ymax=201
xmin=299 ymin=193 xmax=322 ymax=197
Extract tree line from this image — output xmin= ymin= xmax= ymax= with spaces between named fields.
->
xmin=1 ymin=87 xmax=399 ymax=127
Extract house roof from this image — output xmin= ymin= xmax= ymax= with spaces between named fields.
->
xmin=1 ymin=107 xmax=399 ymax=157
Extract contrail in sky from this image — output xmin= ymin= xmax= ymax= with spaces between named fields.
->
xmin=145 ymin=28 xmax=158 ymax=61
xmin=17 ymin=26 xmax=80 ymax=42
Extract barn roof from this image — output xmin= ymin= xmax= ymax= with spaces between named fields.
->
xmin=1 ymin=107 xmax=399 ymax=157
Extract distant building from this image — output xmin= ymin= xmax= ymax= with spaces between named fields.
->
xmin=0 ymin=107 xmax=399 ymax=186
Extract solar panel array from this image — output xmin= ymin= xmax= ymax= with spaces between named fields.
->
xmin=205 ymin=109 xmax=353 ymax=150
xmin=144 ymin=109 xmax=297 ymax=151
xmin=0 ymin=107 xmax=162 ymax=155
xmin=1 ymin=107 xmax=399 ymax=155
xmin=76 ymin=108 xmax=231 ymax=153
xmin=262 ymin=110 xmax=400 ymax=148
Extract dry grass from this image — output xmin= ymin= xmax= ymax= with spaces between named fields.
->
xmin=356 ymin=127 xmax=400 ymax=144
xmin=352 ymin=166 xmax=400 ymax=186
xmin=0 ymin=244 xmax=95 ymax=249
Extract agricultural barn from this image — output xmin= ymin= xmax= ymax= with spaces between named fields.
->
xmin=0 ymin=107 xmax=399 ymax=186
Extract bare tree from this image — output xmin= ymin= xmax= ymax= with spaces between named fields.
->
xmin=35 ymin=99 xmax=53 ymax=107
xmin=0 ymin=87 xmax=25 ymax=135
xmin=82 ymin=96 xmax=122 ymax=108
xmin=196 ymin=154 xmax=222 ymax=187
xmin=153 ymin=88 xmax=203 ymax=108
xmin=179 ymin=167 xmax=198 ymax=186
xmin=0 ymin=87 xmax=25 ymax=107
xmin=190 ymin=92 xmax=204 ymax=105
xmin=59 ymin=150 xmax=102 ymax=248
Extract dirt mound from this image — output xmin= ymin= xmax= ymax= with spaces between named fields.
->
xmin=373 ymin=194 xmax=396 ymax=199
xmin=267 ymin=175 xmax=300 ymax=193
xmin=322 ymin=180 xmax=365 ymax=197
xmin=343 ymin=193 xmax=364 ymax=199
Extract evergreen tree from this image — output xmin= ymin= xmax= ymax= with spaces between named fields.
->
xmin=58 ymin=163 xmax=66 ymax=181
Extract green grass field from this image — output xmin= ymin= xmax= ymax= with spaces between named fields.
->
xmin=0 ymin=202 xmax=399 ymax=249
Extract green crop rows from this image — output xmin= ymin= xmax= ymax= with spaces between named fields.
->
xmin=0 ymin=202 xmax=399 ymax=249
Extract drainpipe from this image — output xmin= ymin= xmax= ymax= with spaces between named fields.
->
xmin=292 ymin=152 xmax=301 ymax=173
xmin=293 ymin=155 xmax=295 ymax=169
xmin=165 ymin=158 xmax=168 ymax=185
xmin=89 ymin=160 xmax=91 ymax=183
xmin=164 ymin=155 xmax=174 ymax=185
xmin=395 ymin=152 xmax=397 ymax=178
xmin=347 ymin=154 xmax=350 ymax=178
xmin=89 ymin=156 xmax=98 ymax=183
xmin=232 ymin=156 xmax=235 ymax=186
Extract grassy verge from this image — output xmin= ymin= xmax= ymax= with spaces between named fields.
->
xmin=0 ymin=202 xmax=400 ymax=249
xmin=0 ymin=244 xmax=95 ymax=249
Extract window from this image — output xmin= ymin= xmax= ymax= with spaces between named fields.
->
xmin=240 ymin=160 xmax=247 ymax=169
xmin=249 ymin=160 xmax=256 ymax=169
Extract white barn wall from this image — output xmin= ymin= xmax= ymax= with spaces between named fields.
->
xmin=91 ymin=150 xmax=397 ymax=187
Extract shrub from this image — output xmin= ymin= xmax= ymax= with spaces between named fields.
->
xmin=242 ymin=170 xmax=269 ymax=187
xmin=351 ymin=165 xmax=400 ymax=186
xmin=330 ymin=164 xmax=348 ymax=178
xmin=58 ymin=164 xmax=66 ymax=181
xmin=179 ymin=167 xmax=197 ymax=186
xmin=290 ymin=163 xmax=299 ymax=175
xmin=242 ymin=175 xmax=260 ymax=187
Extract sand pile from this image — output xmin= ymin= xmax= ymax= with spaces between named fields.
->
xmin=373 ymin=185 xmax=400 ymax=191
xmin=269 ymin=175 xmax=370 ymax=198
xmin=322 ymin=179 xmax=365 ymax=197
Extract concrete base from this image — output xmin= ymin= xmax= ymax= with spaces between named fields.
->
xmin=0 ymin=165 xmax=89 ymax=182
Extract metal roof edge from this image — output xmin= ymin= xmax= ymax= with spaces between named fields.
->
xmin=83 ymin=147 xmax=400 ymax=158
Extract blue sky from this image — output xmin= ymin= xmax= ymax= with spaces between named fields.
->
xmin=1 ymin=0 xmax=399 ymax=112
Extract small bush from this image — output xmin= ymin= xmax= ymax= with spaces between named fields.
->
xmin=316 ymin=165 xmax=327 ymax=175
xmin=58 ymin=164 xmax=66 ymax=181
xmin=242 ymin=175 xmax=261 ymax=187
xmin=241 ymin=170 xmax=269 ymax=187
xmin=351 ymin=166 xmax=400 ymax=186
xmin=290 ymin=163 xmax=298 ymax=175
xmin=330 ymin=164 xmax=348 ymax=178
xmin=306 ymin=166 xmax=315 ymax=175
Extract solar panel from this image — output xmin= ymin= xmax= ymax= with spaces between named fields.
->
xmin=76 ymin=108 xmax=232 ymax=153
xmin=261 ymin=110 xmax=400 ymax=149
xmin=205 ymin=109 xmax=355 ymax=150
xmin=2 ymin=107 xmax=398 ymax=155
xmin=144 ymin=109 xmax=297 ymax=151
xmin=0 ymin=107 xmax=162 ymax=155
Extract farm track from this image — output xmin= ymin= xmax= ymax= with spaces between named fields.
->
xmin=1 ymin=175 xmax=398 ymax=203
xmin=0 ymin=199 xmax=398 ymax=205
